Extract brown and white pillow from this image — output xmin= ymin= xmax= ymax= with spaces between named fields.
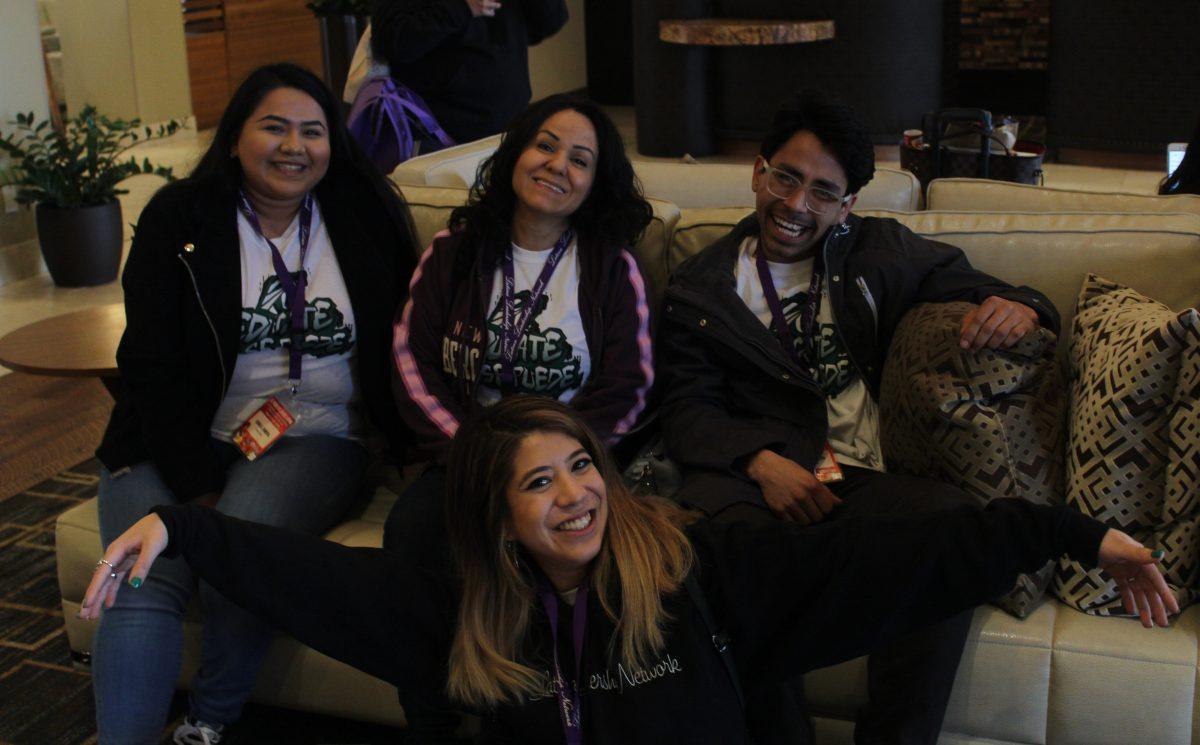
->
xmin=1054 ymin=275 xmax=1200 ymax=615
xmin=881 ymin=301 xmax=1065 ymax=618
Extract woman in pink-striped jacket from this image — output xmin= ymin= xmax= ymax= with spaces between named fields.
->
xmin=386 ymin=93 xmax=657 ymax=744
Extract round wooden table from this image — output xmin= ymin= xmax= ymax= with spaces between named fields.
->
xmin=0 ymin=303 xmax=124 ymax=394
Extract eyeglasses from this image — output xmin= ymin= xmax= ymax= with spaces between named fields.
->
xmin=759 ymin=164 xmax=852 ymax=215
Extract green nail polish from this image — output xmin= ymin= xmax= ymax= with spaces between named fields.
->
xmin=130 ymin=577 xmax=142 ymax=589
xmin=1151 ymin=549 xmax=1165 ymax=560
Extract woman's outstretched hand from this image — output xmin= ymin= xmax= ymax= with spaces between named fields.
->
xmin=1097 ymin=528 xmax=1180 ymax=628
xmin=79 ymin=514 xmax=169 ymax=621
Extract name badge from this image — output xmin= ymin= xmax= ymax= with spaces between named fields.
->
xmin=232 ymin=396 xmax=296 ymax=461
xmin=814 ymin=443 xmax=844 ymax=483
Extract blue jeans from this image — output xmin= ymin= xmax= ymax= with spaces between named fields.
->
xmin=92 ymin=436 xmax=368 ymax=745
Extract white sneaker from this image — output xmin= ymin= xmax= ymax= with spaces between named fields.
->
xmin=173 ymin=717 xmax=224 ymax=745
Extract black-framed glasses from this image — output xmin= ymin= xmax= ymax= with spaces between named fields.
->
xmin=759 ymin=164 xmax=852 ymax=215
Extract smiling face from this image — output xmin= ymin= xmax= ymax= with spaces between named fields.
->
xmin=504 ymin=430 xmax=608 ymax=591
xmin=510 ymin=109 xmax=598 ymax=233
xmin=752 ymin=130 xmax=856 ymax=263
xmin=233 ymin=86 xmax=330 ymax=208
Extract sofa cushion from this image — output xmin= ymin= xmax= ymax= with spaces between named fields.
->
xmin=880 ymin=301 xmax=1064 ymax=617
xmin=397 ymin=184 xmax=681 ymax=304
xmin=1054 ymin=275 xmax=1200 ymax=615
xmin=669 ymin=209 xmax=1200 ymax=338
xmin=927 ymin=177 xmax=1200 ymax=214
xmin=390 ymin=134 xmax=502 ymax=187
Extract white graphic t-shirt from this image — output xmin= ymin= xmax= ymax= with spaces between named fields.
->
xmin=475 ymin=239 xmax=591 ymax=406
xmin=210 ymin=198 xmax=365 ymax=441
xmin=735 ymin=236 xmax=884 ymax=471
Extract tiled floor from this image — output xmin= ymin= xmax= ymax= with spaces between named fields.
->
xmin=0 ymin=107 xmax=1171 ymax=378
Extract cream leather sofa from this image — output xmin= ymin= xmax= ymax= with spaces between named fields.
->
xmin=393 ymin=134 xmax=924 ymax=211
xmin=55 ymin=174 xmax=1200 ymax=742
xmin=926 ymin=177 xmax=1200 ymax=215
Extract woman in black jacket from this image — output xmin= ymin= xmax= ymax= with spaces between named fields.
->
xmin=84 ymin=397 xmax=1176 ymax=744
xmin=92 ymin=63 xmax=415 ymax=745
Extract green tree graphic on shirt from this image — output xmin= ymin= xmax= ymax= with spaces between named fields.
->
xmin=240 ymin=275 xmax=354 ymax=357
xmin=773 ymin=289 xmax=854 ymax=397
xmin=480 ymin=289 xmax=584 ymax=396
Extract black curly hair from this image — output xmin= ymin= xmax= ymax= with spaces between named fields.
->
xmin=449 ymin=94 xmax=652 ymax=257
xmin=760 ymin=90 xmax=876 ymax=196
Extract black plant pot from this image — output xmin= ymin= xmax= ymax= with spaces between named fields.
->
xmin=35 ymin=200 xmax=123 ymax=287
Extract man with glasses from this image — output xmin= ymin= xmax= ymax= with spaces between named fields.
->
xmin=658 ymin=91 xmax=1058 ymax=745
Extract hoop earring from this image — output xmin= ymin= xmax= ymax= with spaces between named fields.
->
xmin=505 ymin=539 xmax=521 ymax=570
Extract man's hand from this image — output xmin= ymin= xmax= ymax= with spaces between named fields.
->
xmin=959 ymin=296 xmax=1039 ymax=351
xmin=466 ymin=0 xmax=501 ymax=17
xmin=746 ymin=449 xmax=842 ymax=525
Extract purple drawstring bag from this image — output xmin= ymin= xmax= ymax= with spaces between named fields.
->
xmin=347 ymin=76 xmax=455 ymax=174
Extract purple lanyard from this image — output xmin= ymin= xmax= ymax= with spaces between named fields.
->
xmin=754 ymin=245 xmax=824 ymax=372
xmin=499 ymin=229 xmax=574 ymax=388
xmin=237 ymin=191 xmax=314 ymax=394
xmin=537 ymin=571 xmax=589 ymax=745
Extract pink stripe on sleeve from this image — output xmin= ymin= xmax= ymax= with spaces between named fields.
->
xmin=610 ymin=249 xmax=654 ymax=439
xmin=393 ymin=232 xmax=460 ymax=440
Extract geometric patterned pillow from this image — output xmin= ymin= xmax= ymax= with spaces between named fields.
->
xmin=880 ymin=301 xmax=1065 ymax=618
xmin=1053 ymin=274 xmax=1200 ymax=615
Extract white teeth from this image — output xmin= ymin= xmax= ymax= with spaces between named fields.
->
xmin=557 ymin=511 xmax=593 ymax=531
xmin=275 ymin=163 xmax=305 ymax=172
xmin=535 ymin=178 xmax=565 ymax=194
xmin=772 ymin=215 xmax=806 ymax=238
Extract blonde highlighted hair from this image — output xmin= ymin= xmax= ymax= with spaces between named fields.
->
xmin=443 ymin=396 xmax=696 ymax=708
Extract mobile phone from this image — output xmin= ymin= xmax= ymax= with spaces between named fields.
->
xmin=1168 ymin=142 xmax=1187 ymax=176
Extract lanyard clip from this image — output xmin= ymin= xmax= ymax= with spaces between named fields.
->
xmin=288 ymin=379 xmax=300 ymax=397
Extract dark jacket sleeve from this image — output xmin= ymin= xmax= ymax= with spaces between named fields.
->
xmin=116 ymin=190 xmax=225 ymax=501
xmin=392 ymin=236 xmax=468 ymax=458
xmin=570 ymin=249 xmax=655 ymax=446
xmin=154 ymin=504 xmax=455 ymax=693
xmin=372 ymin=0 xmax=475 ymax=67
xmin=903 ymin=228 xmax=1060 ymax=334
xmin=517 ymin=0 xmax=569 ymax=44
xmin=659 ymin=313 xmax=815 ymax=475
xmin=690 ymin=499 xmax=1107 ymax=687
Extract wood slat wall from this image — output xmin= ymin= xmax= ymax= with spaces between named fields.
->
xmin=183 ymin=0 xmax=322 ymax=129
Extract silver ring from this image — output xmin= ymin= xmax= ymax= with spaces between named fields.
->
xmin=96 ymin=558 xmax=116 ymax=571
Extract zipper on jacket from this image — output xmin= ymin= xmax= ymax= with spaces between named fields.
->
xmin=855 ymin=276 xmax=879 ymax=336
xmin=177 ymin=252 xmax=228 ymax=403
xmin=823 ymin=222 xmax=873 ymax=386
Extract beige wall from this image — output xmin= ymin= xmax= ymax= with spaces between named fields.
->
xmin=0 ymin=0 xmax=51 ymax=134
xmin=528 ymin=0 xmax=587 ymax=99
xmin=53 ymin=0 xmax=191 ymax=122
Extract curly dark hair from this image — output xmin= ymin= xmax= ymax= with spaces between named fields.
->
xmin=1161 ymin=116 xmax=1200 ymax=196
xmin=449 ymin=94 xmax=652 ymax=257
xmin=760 ymin=90 xmax=876 ymax=196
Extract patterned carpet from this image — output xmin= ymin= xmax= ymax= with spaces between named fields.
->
xmin=0 ymin=460 xmax=403 ymax=745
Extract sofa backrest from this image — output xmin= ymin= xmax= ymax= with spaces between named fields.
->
xmin=927 ymin=178 xmax=1200 ymax=214
xmin=392 ymin=136 xmax=922 ymax=211
xmin=632 ymin=161 xmax=923 ymax=211
xmin=670 ymin=208 xmax=1200 ymax=334
xmin=391 ymin=135 xmax=503 ymax=187
xmin=398 ymin=184 xmax=681 ymax=301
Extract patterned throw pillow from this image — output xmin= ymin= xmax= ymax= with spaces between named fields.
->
xmin=881 ymin=302 xmax=1065 ymax=618
xmin=1054 ymin=275 xmax=1200 ymax=615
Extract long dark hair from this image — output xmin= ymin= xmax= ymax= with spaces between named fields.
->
xmin=449 ymin=94 xmax=652 ymax=257
xmin=189 ymin=63 xmax=412 ymax=233
xmin=1161 ymin=117 xmax=1200 ymax=196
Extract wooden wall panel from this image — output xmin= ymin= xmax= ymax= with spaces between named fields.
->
xmin=224 ymin=0 xmax=313 ymax=29
xmin=185 ymin=32 xmax=230 ymax=129
xmin=226 ymin=15 xmax=323 ymax=87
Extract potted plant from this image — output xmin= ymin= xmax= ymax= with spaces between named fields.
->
xmin=308 ymin=0 xmax=374 ymax=100
xmin=0 ymin=106 xmax=180 ymax=286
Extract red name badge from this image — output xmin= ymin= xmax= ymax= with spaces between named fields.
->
xmin=814 ymin=443 xmax=845 ymax=483
xmin=232 ymin=396 xmax=296 ymax=461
